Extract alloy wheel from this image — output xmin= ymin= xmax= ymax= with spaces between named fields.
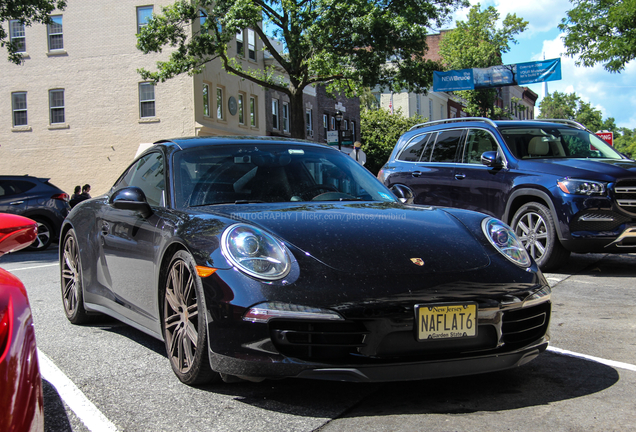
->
xmin=61 ymin=234 xmax=80 ymax=316
xmin=515 ymin=211 xmax=548 ymax=262
xmin=164 ymin=258 xmax=200 ymax=375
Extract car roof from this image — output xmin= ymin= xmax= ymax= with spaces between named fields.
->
xmin=153 ymin=136 xmax=335 ymax=152
xmin=405 ymin=117 xmax=589 ymax=133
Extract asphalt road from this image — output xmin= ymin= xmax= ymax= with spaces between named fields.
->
xmin=3 ymin=247 xmax=635 ymax=432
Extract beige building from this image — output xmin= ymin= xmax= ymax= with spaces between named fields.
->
xmin=1 ymin=1 xmax=267 ymax=195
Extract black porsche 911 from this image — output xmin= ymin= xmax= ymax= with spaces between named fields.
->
xmin=60 ymin=137 xmax=551 ymax=385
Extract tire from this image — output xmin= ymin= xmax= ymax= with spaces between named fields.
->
xmin=27 ymin=217 xmax=53 ymax=251
xmin=60 ymin=229 xmax=93 ymax=324
xmin=162 ymin=250 xmax=218 ymax=385
xmin=511 ymin=202 xmax=570 ymax=272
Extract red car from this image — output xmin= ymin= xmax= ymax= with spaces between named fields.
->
xmin=0 ymin=214 xmax=43 ymax=432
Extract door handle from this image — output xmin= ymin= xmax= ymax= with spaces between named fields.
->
xmin=455 ymin=174 xmax=466 ymax=180
xmin=9 ymin=200 xmax=25 ymax=205
xmin=412 ymin=171 xmax=422 ymax=178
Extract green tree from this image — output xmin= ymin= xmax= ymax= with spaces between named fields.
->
xmin=1 ymin=0 xmax=66 ymax=64
xmin=137 ymin=0 xmax=466 ymax=139
xmin=360 ymin=107 xmax=423 ymax=175
xmin=438 ymin=4 xmax=527 ymax=118
xmin=559 ymin=0 xmax=636 ymax=73
xmin=614 ymin=128 xmax=636 ymax=159
xmin=538 ymin=90 xmax=612 ymax=132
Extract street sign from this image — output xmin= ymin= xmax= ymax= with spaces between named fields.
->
xmin=597 ymin=131 xmax=614 ymax=146
xmin=327 ymin=130 xmax=339 ymax=145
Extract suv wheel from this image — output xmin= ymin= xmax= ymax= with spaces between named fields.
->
xmin=511 ymin=202 xmax=570 ymax=271
xmin=26 ymin=217 xmax=53 ymax=251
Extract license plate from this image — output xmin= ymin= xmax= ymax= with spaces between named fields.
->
xmin=416 ymin=303 xmax=477 ymax=341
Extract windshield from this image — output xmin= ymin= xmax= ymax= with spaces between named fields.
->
xmin=173 ymin=144 xmax=397 ymax=208
xmin=499 ymin=126 xmax=623 ymax=160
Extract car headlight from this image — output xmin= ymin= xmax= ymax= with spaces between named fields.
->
xmin=221 ymin=224 xmax=291 ymax=280
xmin=482 ymin=218 xmax=531 ymax=267
xmin=557 ymin=178 xmax=606 ymax=195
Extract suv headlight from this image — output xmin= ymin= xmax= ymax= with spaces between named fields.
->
xmin=482 ymin=218 xmax=531 ymax=267
xmin=221 ymin=224 xmax=291 ymax=280
xmin=557 ymin=178 xmax=606 ymax=196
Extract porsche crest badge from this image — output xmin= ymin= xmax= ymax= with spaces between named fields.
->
xmin=410 ymin=258 xmax=424 ymax=266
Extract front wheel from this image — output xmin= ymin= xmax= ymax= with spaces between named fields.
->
xmin=162 ymin=250 xmax=219 ymax=385
xmin=61 ymin=229 xmax=93 ymax=324
xmin=511 ymin=202 xmax=570 ymax=271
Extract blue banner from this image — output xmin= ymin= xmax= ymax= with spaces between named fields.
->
xmin=433 ymin=58 xmax=561 ymax=92
xmin=517 ymin=58 xmax=561 ymax=85
xmin=433 ymin=69 xmax=474 ymax=91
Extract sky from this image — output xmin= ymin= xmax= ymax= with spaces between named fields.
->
xmin=445 ymin=0 xmax=636 ymax=129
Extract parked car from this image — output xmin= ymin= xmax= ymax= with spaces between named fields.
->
xmin=0 ymin=214 xmax=44 ymax=432
xmin=379 ymin=118 xmax=636 ymax=271
xmin=0 ymin=175 xmax=70 ymax=251
xmin=60 ymin=137 xmax=551 ymax=386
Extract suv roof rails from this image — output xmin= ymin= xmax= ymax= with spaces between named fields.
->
xmin=535 ymin=119 xmax=589 ymax=131
xmin=408 ymin=117 xmax=498 ymax=131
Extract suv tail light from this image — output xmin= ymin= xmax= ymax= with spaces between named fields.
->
xmin=52 ymin=193 xmax=69 ymax=202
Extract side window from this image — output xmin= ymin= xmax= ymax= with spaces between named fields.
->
xmin=0 ymin=180 xmax=35 ymax=197
xmin=397 ymin=134 xmax=430 ymax=162
xmin=463 ymin=129 xmax=498 ymax=164
xmin=115 ymin=153 xmax=165 ymax=207
xmin=430 ymin=129 xmax=464 ymax=163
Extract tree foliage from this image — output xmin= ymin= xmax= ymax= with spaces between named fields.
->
xmin=1 ymin=0 xmax=66 ymax=64
xmin=438 ymin=3 xmax=527 ymax=118
xmin=537 ymin=90 xmax=616 ymax=133
xmin=559 ymin=0 xmax=636 ymax=73
xmin=360 ymin=107 xmax=423 ymax=175
xmin=614 ymin=128 xmax=636 ymax=160
xmin=136 ymin=0 xmax=467 ymax=138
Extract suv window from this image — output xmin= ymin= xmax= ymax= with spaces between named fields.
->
xmin=397 ymin=133 xmax=431 ymax=162
xmin=429 ymin=129 xmax=464 ymax=163
xmin=463 ymin=129 xmax=498 ymax=164
xmin=0 ymin=180 xmax=36 ymax=197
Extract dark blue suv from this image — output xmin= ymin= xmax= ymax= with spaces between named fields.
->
xmin=379 ymin=118 xmax=636 ymax=271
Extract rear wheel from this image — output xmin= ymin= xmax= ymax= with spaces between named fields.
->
xmin=162 ymin=250 xmax=218 ymax=385
xmin=27 ymin=217 xmax=53 ymax=251
xmin=511 ymin=202 xmax=570 ymax=271
xmin=61 ymin=229 xmax=93 ymax=324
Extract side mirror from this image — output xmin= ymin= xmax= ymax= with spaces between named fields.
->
xmin=0 ymin=214 xmax=38 ymax=257
xmin=390 ymin=184 xmax=414 ymax=204
xmin=481 ymin=151 xmax=502 ymax=168
xmin=109 ymin=187 xmax=153 ymax=218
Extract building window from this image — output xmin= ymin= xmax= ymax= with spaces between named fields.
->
xmin=247 ymin=28 xmax=256 ymax=60
xmin=49 ymin=89 xmax=65 ymax=124
xmin=11 ymin=92 xmax=27 ymax=126
xmin=137 ymin=6 xmax=153 ymax=33
xmin=236 ymin=30 xmax=244 ymax=57
xmin=139 ymin=82 xmax=155 ymax=118
xmin=330 ymin=116 xmax=335 ymax=130
xmin=306 ymin=109 xmax=313 ymax=137
xmin=323 ymin=114 xmax=328 ymax=139
xmin=9 ymin=20 xmax=26 ymax=53
xmin=250 ymin=96 xmax=257 ymax=127
xmin=216 ymin=87 xmax=224 ymax=119
xmin=282 ymin=102 xmax=289 ymax=132
xmin=48 ymin=15 xmax=63 ymax=50
xmin=351 ymin=121 xmax=356 ymax=141
xmin=202 ymin=83 xmax=210 ymax=117
xmin=238 ymin=93 xmax=245 ymax=124
xmin=272 ymin=99 xmax=279 ymax=130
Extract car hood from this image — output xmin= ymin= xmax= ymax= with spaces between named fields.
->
xmin=518 ymin=158 xmax=636 ymax=181
xmin=210 ymin=202 xmax=491 ymax=275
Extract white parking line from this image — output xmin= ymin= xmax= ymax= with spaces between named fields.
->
xmin=548 ymin=346 xmax=636 ymax=372
xmin=7 ymin=263 xmax=59 ymax=271
xmin=38 ymin=349 xmax=119 ymax=432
